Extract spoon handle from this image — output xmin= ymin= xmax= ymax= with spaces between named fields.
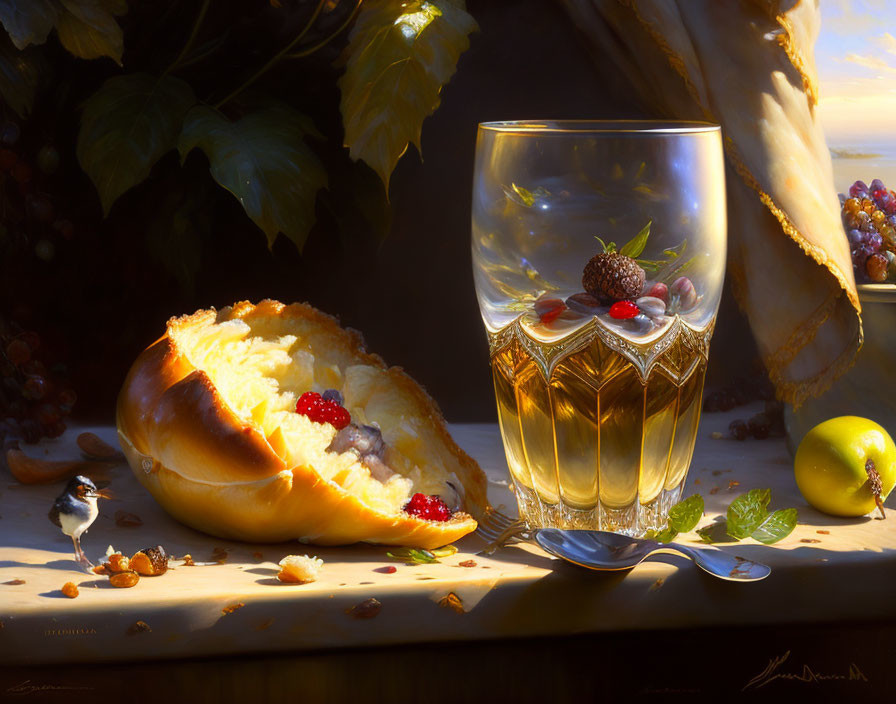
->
xmin=667 ymin=542 xmax=771 ymax=582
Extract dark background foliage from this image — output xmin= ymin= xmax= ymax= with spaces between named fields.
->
xmin=0 ymin=0 xmax=756 ymax=425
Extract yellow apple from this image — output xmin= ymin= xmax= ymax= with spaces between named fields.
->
xmin=794 ymin=416 xmax=896 ymax=518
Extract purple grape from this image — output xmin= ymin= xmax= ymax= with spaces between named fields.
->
xmin=868 ymin=232 xmax=883 ymax=251
xmin=888 ymin=214 xmax=896 ymax=228
xmin=322 ymin=388 xmax=344 ymax=405
xmin=847 ymin=228 xmax=863 ymax=246
xmin=871 ymin=178 xmax=886 ymax=193
xmin=853 ymin=245 xmax=871 ymax=270
xmin=839 ymin=193 xmax=847 ymax=206
xmin=850 ymin=180 xmax=870 ymax=198
xmin=0 ymin=122 xmax=19 ymax=145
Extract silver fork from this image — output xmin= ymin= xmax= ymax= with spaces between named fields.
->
xmin=475 ymin=507 xmax=527 ymax=554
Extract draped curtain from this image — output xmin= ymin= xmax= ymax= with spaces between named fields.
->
xmin=560 ymin=0 xmax=861 ymax=407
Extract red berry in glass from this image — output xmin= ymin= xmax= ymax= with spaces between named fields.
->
xmin=608 ymin=300 xmax=640 ymax=320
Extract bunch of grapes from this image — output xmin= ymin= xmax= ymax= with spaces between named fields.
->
xmin=840 ymin=179 xmax=896 ymax=283
xmin=0 ymin=118 xmax=72 ymax=262
xmin=0 ymin=318 xmax=77 ymax=448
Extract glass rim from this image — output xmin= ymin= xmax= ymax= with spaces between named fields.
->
xmin=477 ymin=120 xmax=720 ymax=135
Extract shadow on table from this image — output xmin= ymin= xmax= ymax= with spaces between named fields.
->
xmin=0 ymin=558 xmax=86 ymax=572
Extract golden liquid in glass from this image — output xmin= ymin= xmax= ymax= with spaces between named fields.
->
xmin=490 ymin=316 xmax=712 ymax=535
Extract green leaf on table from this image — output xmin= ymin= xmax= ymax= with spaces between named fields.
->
xmin=338 ymin=0 xmax=477 ymax=190
xmin=750 ymin=508 xmax=798 ymax=545
xmin=643 ymin=493 xmax=704 ymax=543
xmin=0 ymin=0 xmax=56 ymax=50
xmin=619 ymin=220 xmax=651 ymax=258
xmin=429 ymin=544 xmax=457 ymax=558
xmin=667 ymin=493 xmax=704 ymax=533
xmin=178 ymin=104 xmax=327 ymax=250
xmin=78 ymin=73 xmax=196 ymax=215
xmin=726 ymin=488 xmax=771 ymax=540
xmin=695 ymin=521 xmax=732 ymax=544
xmin=0 ymin=33 xmax=41 ymax=117
xmin=648 ymin=526 xmax=678 ymax=544
xmin=55 ymin=0 xmax=127 ymax=64
xmin=386 ymin=547 xmax=439 ymax=564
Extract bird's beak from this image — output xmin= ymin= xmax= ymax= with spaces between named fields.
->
xmin=91 ymin=488 xmax=114 ymax=500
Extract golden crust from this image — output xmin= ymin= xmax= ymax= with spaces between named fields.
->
xmin=117 ymin=300 xmax=487 ymax=548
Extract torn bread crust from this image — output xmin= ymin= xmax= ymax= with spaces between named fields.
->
xmin=117 ymin=300 xmax=488 ymax=548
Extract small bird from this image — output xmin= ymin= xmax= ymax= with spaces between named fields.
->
xmin=48 ymin=475 xmax=112 ymax=566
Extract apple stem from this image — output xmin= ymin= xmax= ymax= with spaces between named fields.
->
xmin=866 ymin=459 xmax=886 ymax=520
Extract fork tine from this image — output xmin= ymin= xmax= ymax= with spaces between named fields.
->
xmin=475 ymin=507 xmax=519 ymax=540
xmin=476 ymin=519 xmax=527 ymax=555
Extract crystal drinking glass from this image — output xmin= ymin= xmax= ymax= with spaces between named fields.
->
xmin=472 ymin=121 xmax=726 ymax=536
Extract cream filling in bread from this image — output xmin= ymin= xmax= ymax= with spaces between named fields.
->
xmin=169 ymin=316 xmax=458 ymax=516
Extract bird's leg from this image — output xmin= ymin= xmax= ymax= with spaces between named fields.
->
xmin=72 ymin=535 xmax=93 ymax=568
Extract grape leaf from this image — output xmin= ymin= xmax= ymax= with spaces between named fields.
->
xmin=619 ymin=220 xmax=651 ymax=258
xmin=667 ymin=493 xmax=704 ymax=533
xmin=143 ymin=172 xmax=212 ymax=295
xmin=178 ymin=104 xmax=327 ymax=250
xmin=726 ymin=488 xmax=771 ymax=540
xmin=55 ymin=0 xmax=126 ymax=64
xmin=0 ymin=33 xmax=41 ymax=117
xmin=338 ymin=0 xmax=477 ymax=189
xmin=750 ymin=508 xmax=798 ymax=545
xmin=0 ymin=0 xmax=56 ymax=50
xmin=77 ymin=73 xmax=196 ymax=215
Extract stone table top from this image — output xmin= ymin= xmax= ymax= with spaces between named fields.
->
xmin=1 ymin=403 xmax=894 ymax=665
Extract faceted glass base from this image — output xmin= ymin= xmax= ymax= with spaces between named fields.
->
xmin=514 ymin=481 xmax=685 ymax=537
xmin=493 ymin=316 xmax=711 ymax=538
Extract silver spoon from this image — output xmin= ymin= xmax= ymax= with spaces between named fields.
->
xmin=485 ymin=525 xmax=770 ymax=582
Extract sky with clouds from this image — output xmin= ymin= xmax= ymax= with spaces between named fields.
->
xmin=817 ymin=0 xmax=896 ymax=141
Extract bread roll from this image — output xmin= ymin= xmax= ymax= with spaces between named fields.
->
xmin=116 ymin=300 xmax=488 ymax=548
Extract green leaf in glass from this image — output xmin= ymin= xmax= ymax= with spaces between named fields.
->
xmin=751 ymin=508 xmax=798 ymax=545
xmin=178 ymin=104 xmax=327 ymax=250
xmin=338 ymin=0 xmax=477 ymax=189
xmin=726 ymin=488 xmax=771 ymax=540
xmin=619 ymin=220 xmax=651 ymax=258
xmin=77 ymin=73 xmax=196 ymax=215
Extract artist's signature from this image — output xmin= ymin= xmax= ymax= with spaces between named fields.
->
xmin=743 ymin=650 xmax=869 ymax=690
xmin=6 ymin=680 xmax=94 ymax=697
